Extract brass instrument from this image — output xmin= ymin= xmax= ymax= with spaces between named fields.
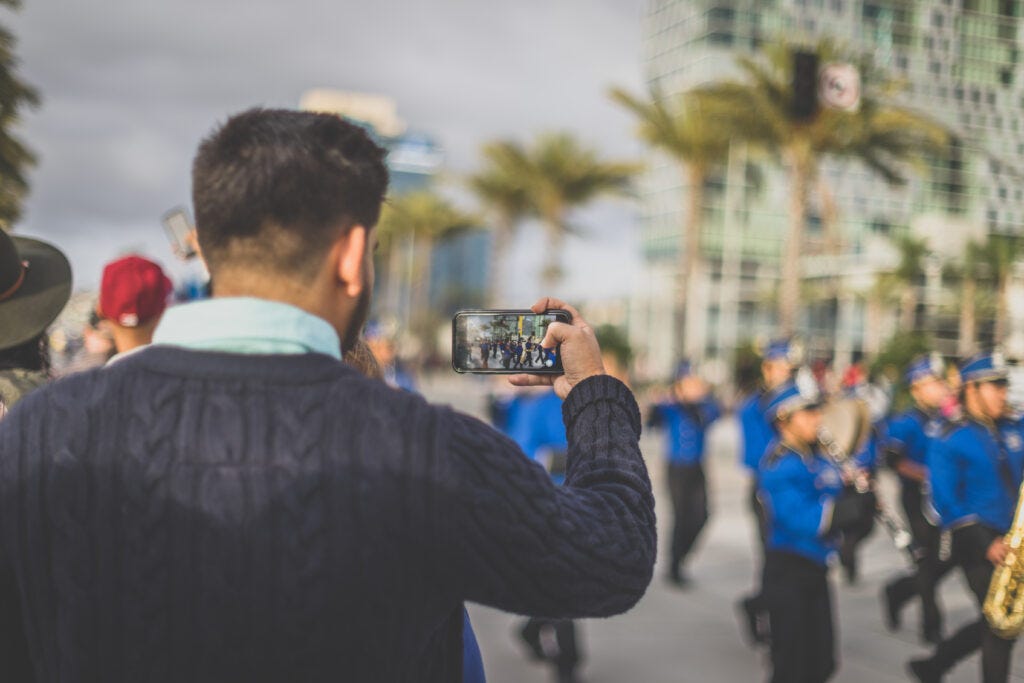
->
xmin=984 ymin=479 xmax=1024 ymax=639
xmin=818 ymin=398 xmax=915 ymax=558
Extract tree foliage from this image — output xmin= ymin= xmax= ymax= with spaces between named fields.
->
xmin=610 ymin=86 xmax=733 ymax=357
xmin=695 ymin=39 xmax=949 ymax=333
xmin=471 ymin=133 xmax=636 ymax=290
xmin=0 ymin=0 xmax=39 ymax=231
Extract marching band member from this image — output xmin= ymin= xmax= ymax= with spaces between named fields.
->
xmin=759 ymin=378 xmax=877 ymax=683
xmin=910 ymin=353 xmax=1024 ymax=683
xmin=737 ymin=339 xmax=797 ymax=644
xmin=647 ymin=360 xmax=721 ymax=587
xmin=882 ymin=354 xmax=955 ymax=644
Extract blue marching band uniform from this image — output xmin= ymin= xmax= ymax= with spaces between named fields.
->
xmin=910 ymin=353 xmax=1024 ymax=683
xmin=647 ymin=361 xmax=721 ymax=586
xmin=757 ymin=380 xmax=877 ymax=683
xmin=737 ymin=339 xmax=797 ymax=645
xmin=882 ymin=355 xmax=955 ymax=644
xmin=483 ymin=341 xmax=1024 ymax=682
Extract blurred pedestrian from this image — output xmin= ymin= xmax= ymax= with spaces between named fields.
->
xmin=97 ymin=255 xmax=173 ymax=357
xmin=759 ymin=380 xmax=877 ymax=683
xmin=881 ymin=354 xmax=955 ymax=644
xmin=0 ymin=230 xmax=71 ymax=677
xmin=647 ymin=361 xmax=721 ymax=587
xmin=0 ymin=108 xmax=655 ymax=682
xmin=909 ymin=353 xmax=1023 ymax=683
xmin=737 ymin=338 xmax=797 ymax=645
xmin=0 ymin=230 xmax=72 ymax=420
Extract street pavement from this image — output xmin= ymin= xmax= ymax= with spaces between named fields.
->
xmin=419 ymin=374 xmax=1024 ymax=682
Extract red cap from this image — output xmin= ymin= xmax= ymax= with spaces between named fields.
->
xmin=99 ymin=256 xmax=172 ymax=327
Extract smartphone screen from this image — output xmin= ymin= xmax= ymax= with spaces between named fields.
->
xmin=452 ymin=310 xmax=570 ymax=374
xmin=162 ymin=207 xmax=197 ymax=260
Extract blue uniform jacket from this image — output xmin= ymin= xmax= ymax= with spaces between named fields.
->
xmin=929 ymin=416 xmax=1024 ymax=533
xmin=650 ymin=398 xmax=722 ymax=466
xmin=739 ymin=389 xmax=773 ymax=472
xmin=759 ymin=441 xmax=844 ymax=566
xmin=886 ymin=407 xmax=943 ymax=471
xmin=506 ymin=390 xmax=569 ymax=485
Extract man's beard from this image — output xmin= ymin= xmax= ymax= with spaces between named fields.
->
xmin=341 ymin=284 xmax=371 ymax=354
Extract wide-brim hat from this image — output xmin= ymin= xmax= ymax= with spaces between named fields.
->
xmin=0 ymin=231 xmax=73 ymax=351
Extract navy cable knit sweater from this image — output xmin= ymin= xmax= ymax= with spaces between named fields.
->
xmin=0 ymin=347 xmax=655 ymax=682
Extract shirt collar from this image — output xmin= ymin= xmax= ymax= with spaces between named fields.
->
xmin=152 ymin=297 xmax=342 ymax=360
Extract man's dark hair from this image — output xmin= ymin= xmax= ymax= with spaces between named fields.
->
xmin=192 ymin=108 xmax=389 ymax=279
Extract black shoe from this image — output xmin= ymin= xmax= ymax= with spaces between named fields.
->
xmin=556 ymin=670 xmax=580 ymax=683
xmin=907 ymin=658 xmax=941 ymax=683
xmin=666 ymin=569 xmax=692 ymax=589
xmin=518 ymin=624 xmax=546 ymax=662
xmin=881 ymin=584 xmax=900 ymax=631
xmin=841 ymin=548 xmax=859 ymax=585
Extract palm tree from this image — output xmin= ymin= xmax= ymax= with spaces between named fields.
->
xmin=697 ymin=39 xmax=948 ymax=334
xmin=950 ymin=240 xmax=985 ymax=357
xmin=610 ymin=86 xmax=731 ymax=357
xmin=376 ymin=191 xmax=478 ymax=336
xmin=976 ymin=233 xmax=1024 ymax=346
xmin=0 ymin=0 xmax=39 ymax=231
xmin=474 ymin=133 xmax=636 ymax=292
xmin=891 ymin=235 xmax=928 ymax=332
xmin=467 ymin=143 xmax=530 ymax=307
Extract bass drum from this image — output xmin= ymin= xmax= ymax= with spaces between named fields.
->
xmin=818 ymin=398 xmax=873 ymax=464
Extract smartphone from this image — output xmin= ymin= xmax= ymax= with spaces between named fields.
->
xmin=162 ymin=207 xmax=198 ymax=260
xmin=452 ymin=309 xmax=571 ymax=374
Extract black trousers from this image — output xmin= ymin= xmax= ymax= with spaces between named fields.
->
xmin=763 ymin=551 xmax=836 ymax=683
xmin=742 ymin=477 xmax=769 ymax=622
xmin=886 ymin=482 xmax=954 ymax=633
xmin=667 ymin=462 xmax=708 ymax=575
xmin=928 ymin=532 xmax=1015 ymax=682
xmin=521 ymin=618 xmax=579 ymax=675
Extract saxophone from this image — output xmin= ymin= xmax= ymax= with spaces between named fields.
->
xmin=984 ymin=479 xmax=1024 ymax=639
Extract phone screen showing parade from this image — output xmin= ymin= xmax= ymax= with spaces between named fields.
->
xmin=451 ymin=310 xmax=569 ymax=374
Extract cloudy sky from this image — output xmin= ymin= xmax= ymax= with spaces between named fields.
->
xmin=8 ymin=0 xmax=648 ymax=301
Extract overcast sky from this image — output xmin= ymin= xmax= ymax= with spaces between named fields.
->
xmin=8 ymin=0 xmax=648 ymax=302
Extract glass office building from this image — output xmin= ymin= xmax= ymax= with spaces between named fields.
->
xmin=633 ymin=0 xmax=1024 ymax=379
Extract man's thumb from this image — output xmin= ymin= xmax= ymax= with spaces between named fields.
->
xmin=540 ymin=321 xmax=572 ymax=349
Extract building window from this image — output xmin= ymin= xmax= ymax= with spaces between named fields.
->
xmin=987 ymin=90 xmax=996 ymax=105
xmin=929 ymin=60 xmax=941 ymax=74
xmin=932 ymin=11 xmax=944 ymax=27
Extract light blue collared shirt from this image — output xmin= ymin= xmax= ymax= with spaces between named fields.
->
xmin=151 ymin=297 xmax=341 ymax=358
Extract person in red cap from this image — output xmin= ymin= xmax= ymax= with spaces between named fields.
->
xmin=97 ymin=255 xmax=172 ymax=356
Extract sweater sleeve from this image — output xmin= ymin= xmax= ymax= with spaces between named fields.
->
xmin=435 ymin=375 xmax=655 ymax=619
xmin=0 ymin=403 xmax=41 ymax=679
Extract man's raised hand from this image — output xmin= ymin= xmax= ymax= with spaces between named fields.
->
xmin=508 ymin=297 xmax=606 ymax=400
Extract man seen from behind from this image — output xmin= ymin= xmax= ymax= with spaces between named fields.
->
xmin=0 ymin=108 xmax=656 ymax=682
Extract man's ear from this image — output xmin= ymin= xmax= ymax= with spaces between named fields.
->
xmin=336 ymin=225 xmax=368 ymax=297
